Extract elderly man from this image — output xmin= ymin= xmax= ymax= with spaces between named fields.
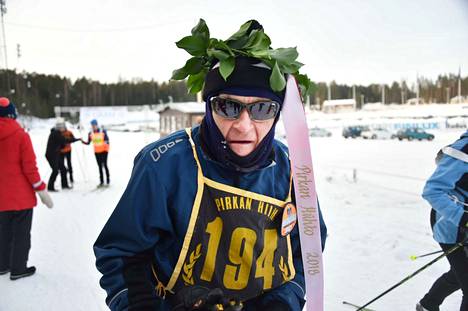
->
xmin=94 ymin=20 xmax=327 ymax=311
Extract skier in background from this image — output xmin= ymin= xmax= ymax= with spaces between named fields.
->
xmin=82 ymin=119 xmax=110 ymax=187
xmin=45 ymin=118 xmax=80 ymax=191
xmin=417 ymin=129 xmax=468 ymax=311
xmin=60 ymin=124 xmax=78 ymax=186
xmin=0 ymin=97 xmax=53 ymax=281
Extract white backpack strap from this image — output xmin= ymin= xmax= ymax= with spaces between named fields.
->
xmin=442 ymin=146 xmax=468 ymax=163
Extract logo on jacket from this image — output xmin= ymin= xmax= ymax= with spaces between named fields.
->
xmin=151 ymin=139 xmax=183 ymax=162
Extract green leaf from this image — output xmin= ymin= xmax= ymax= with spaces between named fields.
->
xmin=219 ymin=57 xmax=235 ymax=81
xmin=225 ymin=20 xmax=254 ymax=49
xmin=207 ymin=49 xmax=230 ymax=60
xmin=270 ymin=47 xmax=299 ymax=65
xmin=226 ymin=20 xmax=253 ymax=43
xmin=171 ymin=66 xmax=189 ymax=80
xmin=171 ymin=57 xmax=204 ymax=80
xmin=280 ymin=60 xmax=303 ymax=74
xmin=270 ymin=61 xmax=286 ymax=91
xmin=191 ymin=19 xmax=210 ymax=40
xmin=185 ymin=57 xmax=204 ymax=74
xmin=176 ymin=36 xmax=208 ymax=56
xmin=212 ymin=41 xmax=235 ymax=56
xmin=250 ymin=49 xmax=272 ymax=59
xmin=187 ymin=70 xmax=206 ymax=94
xmin=244 ymin=30 xmax=271 ymax=51
xmin=294 ymin=73 xmax=313 ymax=95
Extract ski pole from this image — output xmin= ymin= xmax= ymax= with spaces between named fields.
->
xmin=410 ymin=249 xmax=443 ymax=260
xmin=355 ymin=239 xmax=467 ymax=311
xmin=410 ymin=243 xmax=468 ymax=260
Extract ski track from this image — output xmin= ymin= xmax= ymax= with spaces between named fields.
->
xmin=0 ymin=128 xmax=464 ymax=311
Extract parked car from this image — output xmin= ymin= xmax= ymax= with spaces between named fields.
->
xmin=361 ymin=128 xmax=393 ymax=140
xmin=342 ymin=126 xmax=367 ymax=138
xmin=394 ymin=128 xmax=434 ymax=141
xmin=309 ymin=127 xmax=332 ymax=137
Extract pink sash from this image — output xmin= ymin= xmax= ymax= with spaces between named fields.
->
xmin=282 ymin=75 xmax=324 ymax=311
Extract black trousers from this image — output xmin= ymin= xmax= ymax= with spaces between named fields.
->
xmin=0 ymin=209 xmax=33 ymax=274
xmin=95 ymin=152 xmax=110 ymax=184
xmin=47 ymin=153 xmax=68 ymax=189
xmin=60 ymin=151 xmax=73 ymax=184
xmin=420 ymin=242 xmax=468 ymax=311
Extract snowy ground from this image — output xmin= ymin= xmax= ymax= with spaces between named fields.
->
xmin=0 ymin=125 xmax=464 ymax=311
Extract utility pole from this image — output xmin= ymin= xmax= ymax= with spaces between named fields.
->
xmin=416 ymin=74 xmax=420 ymax=105
xmin=327 ymin=83 xmax=331 ymax=101
xmin=446 ymin=87 xmax=450 ymax=104
xmin=381 ymin=84 xmax=385 ymax=105
xmin=0 ymin=0 xmax=9 ymax=91
xmin=352 ymin=85 xmax=356 ymax=108
xmin=16 ymin=43 xmax=20 ymax=67
xmin=458 ymin=67 xmax=462 ymax=104
xmin=401 ymin=78 xmax=407 ymax=105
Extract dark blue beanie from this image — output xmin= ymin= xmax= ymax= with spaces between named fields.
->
xmin=0 ymin=97 xmax=17 ymax=119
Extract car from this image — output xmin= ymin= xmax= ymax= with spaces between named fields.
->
xmin=361 ymin=128 xmax=393 ymax=140
xmin=309 ymin=127 xmax=332 ymax=137
xmin=342 ymin=126 xmax=367 ymax=138
xmin=394 ymin=128 xmax=434 ymax=141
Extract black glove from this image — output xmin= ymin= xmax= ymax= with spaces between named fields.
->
xmin=459 ymin=213 xmax=468 ymax=239
xmin=262 ymin=300 xmax=291 ymax=311
xmin=459 ymin=213 xmax=468 ymax=257
xmin=172 ymin=286 xmax=243 ymax=311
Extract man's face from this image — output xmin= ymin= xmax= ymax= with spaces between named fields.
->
xmin=212 ymin=94 xmax=275 ymax=157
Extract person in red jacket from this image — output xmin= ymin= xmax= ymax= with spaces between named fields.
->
xmin=0 ymin=97 xmax=53 ymax=281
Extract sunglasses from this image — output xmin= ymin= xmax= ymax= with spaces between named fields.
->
xmin=210 ymin=96 xmax=280 ymax=121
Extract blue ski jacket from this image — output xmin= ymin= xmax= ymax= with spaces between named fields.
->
xmin=422 ymin=130 xmax=468 ymax=244
xmin=94 ymin=126 xmax=327 ymax=311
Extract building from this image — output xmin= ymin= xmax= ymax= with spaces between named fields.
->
xmin=322 ymin=99 xmax=356 ymax=113
xmin=159 ymin=102 xmax=205 ymax=137
xmin=450 ymin=96 xmax=468 ymax=104
xmin=406 ymin=98 xmax=425 ymax=105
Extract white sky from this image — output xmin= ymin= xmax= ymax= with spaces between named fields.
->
xmin=4 ymin=0 xmax=468 ymax=85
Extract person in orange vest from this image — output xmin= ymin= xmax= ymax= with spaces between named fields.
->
xmin=46 ymin=119 xmax=80 ymax=191
xmin=82 ymin=119 xmax=110 ymax=187
xmin=59 ymin=123 xmax=78 ymax=186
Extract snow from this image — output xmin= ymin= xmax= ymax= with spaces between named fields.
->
xmin=1 ymin=111 xmax=465 ymax=310
xmin=164 ymin=102 xmax=205 ymax=114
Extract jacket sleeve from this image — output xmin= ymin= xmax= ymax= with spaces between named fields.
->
xmin=94 ymin=152 xmax=173 ymax=311
xmin=104 ymin=130 xmax=110 ymax=145
xmin=422 ymin=140 xmax=468 ymax=228
xmin=82 ymin=132 xmax=91 ymax=145
xmin=20 ymin=131 xmax=42 ymax=186
xmin=68 ymin=131 xmax=80 ymax=143
xmin=249 ymin=203 xmax=327 ymax=311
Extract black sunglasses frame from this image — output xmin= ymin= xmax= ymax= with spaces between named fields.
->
xmin=209 ymin=96 xmax=280 ymax=121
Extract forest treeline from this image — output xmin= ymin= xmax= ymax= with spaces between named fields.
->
xmin=1 ymin=69 xmax=466 ymax=118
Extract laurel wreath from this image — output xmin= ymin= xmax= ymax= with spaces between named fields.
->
xmin=171 ymin=19 xmax=314 ymax=97
xmin=182 ymin=243 xmax=202 ymax=285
